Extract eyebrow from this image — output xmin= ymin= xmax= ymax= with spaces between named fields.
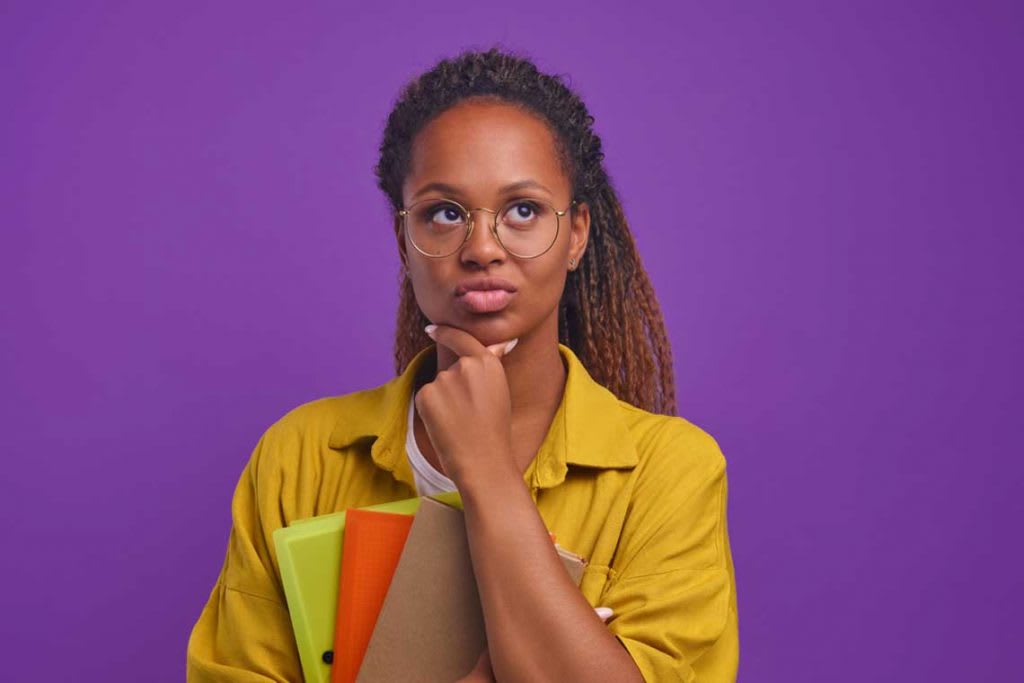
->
xmin=411 ymin=179 xmax=552 ymax=201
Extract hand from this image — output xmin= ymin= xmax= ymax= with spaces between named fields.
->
xmin=452 ymin=607 xmax=614 ymax=683
xmin=416 ymin=323 xmax=519 ymax=489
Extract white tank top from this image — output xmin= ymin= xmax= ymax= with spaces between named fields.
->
xmin=405 ymin=395 xmax=458 ymax=496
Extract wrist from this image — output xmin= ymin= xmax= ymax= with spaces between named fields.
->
xmin=455 ymin=455 xmax=522 ymax=501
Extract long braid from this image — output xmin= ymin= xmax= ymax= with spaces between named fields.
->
xmin=376 ymin=46 xmax=678 ymax=416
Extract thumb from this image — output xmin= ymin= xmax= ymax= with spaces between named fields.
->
xmin=485 ymin=337 xmax=519 ymax=357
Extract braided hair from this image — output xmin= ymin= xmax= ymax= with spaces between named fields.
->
xmin=374 ymin=46 xmax=678 ymax=416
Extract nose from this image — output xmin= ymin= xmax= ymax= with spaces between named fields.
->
xmin=459 ymin=207 xmax=507 ymax=267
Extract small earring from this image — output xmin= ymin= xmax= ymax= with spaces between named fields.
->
xmin=568 ymin=256 xmax=577 ymax=270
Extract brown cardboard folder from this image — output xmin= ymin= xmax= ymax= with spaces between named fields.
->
xmin=355 ymin=495 xmax=587 ymax=682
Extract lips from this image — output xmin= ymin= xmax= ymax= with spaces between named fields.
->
xmin=454 ymin=277 xmax=518 ymax=297
xmin=454 ymin=277 xmax=518 ymax=314
xmin=456 ymin=289 xmax=515 ymax=313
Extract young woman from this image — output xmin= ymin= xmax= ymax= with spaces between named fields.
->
xmin=187 ymin=47 xmax=738 ymax=682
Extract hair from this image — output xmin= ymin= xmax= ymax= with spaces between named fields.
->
xmin=373 ymin=46 xmax=677 ymax=416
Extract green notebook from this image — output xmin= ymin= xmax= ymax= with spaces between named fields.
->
xmin=272 ymin=491 xmax=463 ymax=683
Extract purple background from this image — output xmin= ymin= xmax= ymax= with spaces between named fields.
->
xmin=2 ymin=1 xmax=1021 ymax=681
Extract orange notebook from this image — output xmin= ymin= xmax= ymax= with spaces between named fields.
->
xmin=331 ymin=509 xmax=415 ymax=683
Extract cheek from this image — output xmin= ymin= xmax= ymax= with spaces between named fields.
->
xmin=406 ymin=260 xmax=449 ymax=309
xmin=521 ymin=261 xmax=568 ymax=307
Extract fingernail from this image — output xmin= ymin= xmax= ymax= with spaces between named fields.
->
xmin=424 ymin=324 xmax=437 ymax=337
xmin=595 ymin=607 xmax=614 ymax=621
xmin=504 ymin=338 xmax=518 ymax=354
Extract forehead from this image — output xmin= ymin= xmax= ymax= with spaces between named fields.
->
xmin=403 ymin=99 xmax=568 ymax=201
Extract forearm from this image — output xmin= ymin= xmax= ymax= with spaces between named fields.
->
xmin=459 ymin=463 xmax=644 ymax=683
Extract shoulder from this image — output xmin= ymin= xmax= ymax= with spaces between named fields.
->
xmin=267 ymin=395 xmax=349 ymax=436
xmin=616 ymin=400 xmax=728 ymax=488
xmin=258 ymin=395 xmax=345 ymax=449
xmin=246 ymin=384 xmax=388 ymax=477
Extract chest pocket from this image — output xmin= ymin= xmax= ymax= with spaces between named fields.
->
xmin=579 ymin=563 xmax=619 ymax=606
xmin=537 ymin=469 xmax=636 ymax=605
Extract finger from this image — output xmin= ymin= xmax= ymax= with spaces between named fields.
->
xmin=595 ymin=606 xmax=614 ymax=622
xmin=426 ymin=323 xmax=517 ymax=358
xmin=485 ymin=337 xmax=518 ymax=357
xmin=425 ymin=324 xmax=484 ymax=357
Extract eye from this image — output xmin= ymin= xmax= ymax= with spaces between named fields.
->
xmin=424 ymin=202 xmax=466 ymax=225
xmin=503 ymin=200 xmax=543 ymax=225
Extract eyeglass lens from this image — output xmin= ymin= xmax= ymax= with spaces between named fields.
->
xmin=405 ymin=199 xmax=559 ymax=258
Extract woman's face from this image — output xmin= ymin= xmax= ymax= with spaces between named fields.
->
xmin=398 ymin=99 xmax=590 ymax=348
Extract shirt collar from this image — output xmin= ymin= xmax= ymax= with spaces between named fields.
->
xmin=328 ymin=342 xmax=639 ymax=492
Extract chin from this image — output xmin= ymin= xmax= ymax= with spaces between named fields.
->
xmin=446 ymin=311 xmax=523 ymax=346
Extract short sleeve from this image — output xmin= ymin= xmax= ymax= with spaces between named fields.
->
xmin=186 ymin=430 xmax=303 ymax=682
xmin=600 ymin=426 xmax=739 ymax=682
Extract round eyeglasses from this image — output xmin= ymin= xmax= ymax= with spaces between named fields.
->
xmin=397 ymin=197 xmax=577 ymax=259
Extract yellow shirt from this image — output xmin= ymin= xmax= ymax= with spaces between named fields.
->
xmin=186 ymin=343 xmax=739 ymax=682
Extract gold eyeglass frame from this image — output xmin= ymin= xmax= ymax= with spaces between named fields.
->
xmin=396 ymin=197 xmax=578 ymax=259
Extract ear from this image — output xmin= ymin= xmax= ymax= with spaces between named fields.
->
xmin=568 ymin=201 xmax=590 ymax=267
